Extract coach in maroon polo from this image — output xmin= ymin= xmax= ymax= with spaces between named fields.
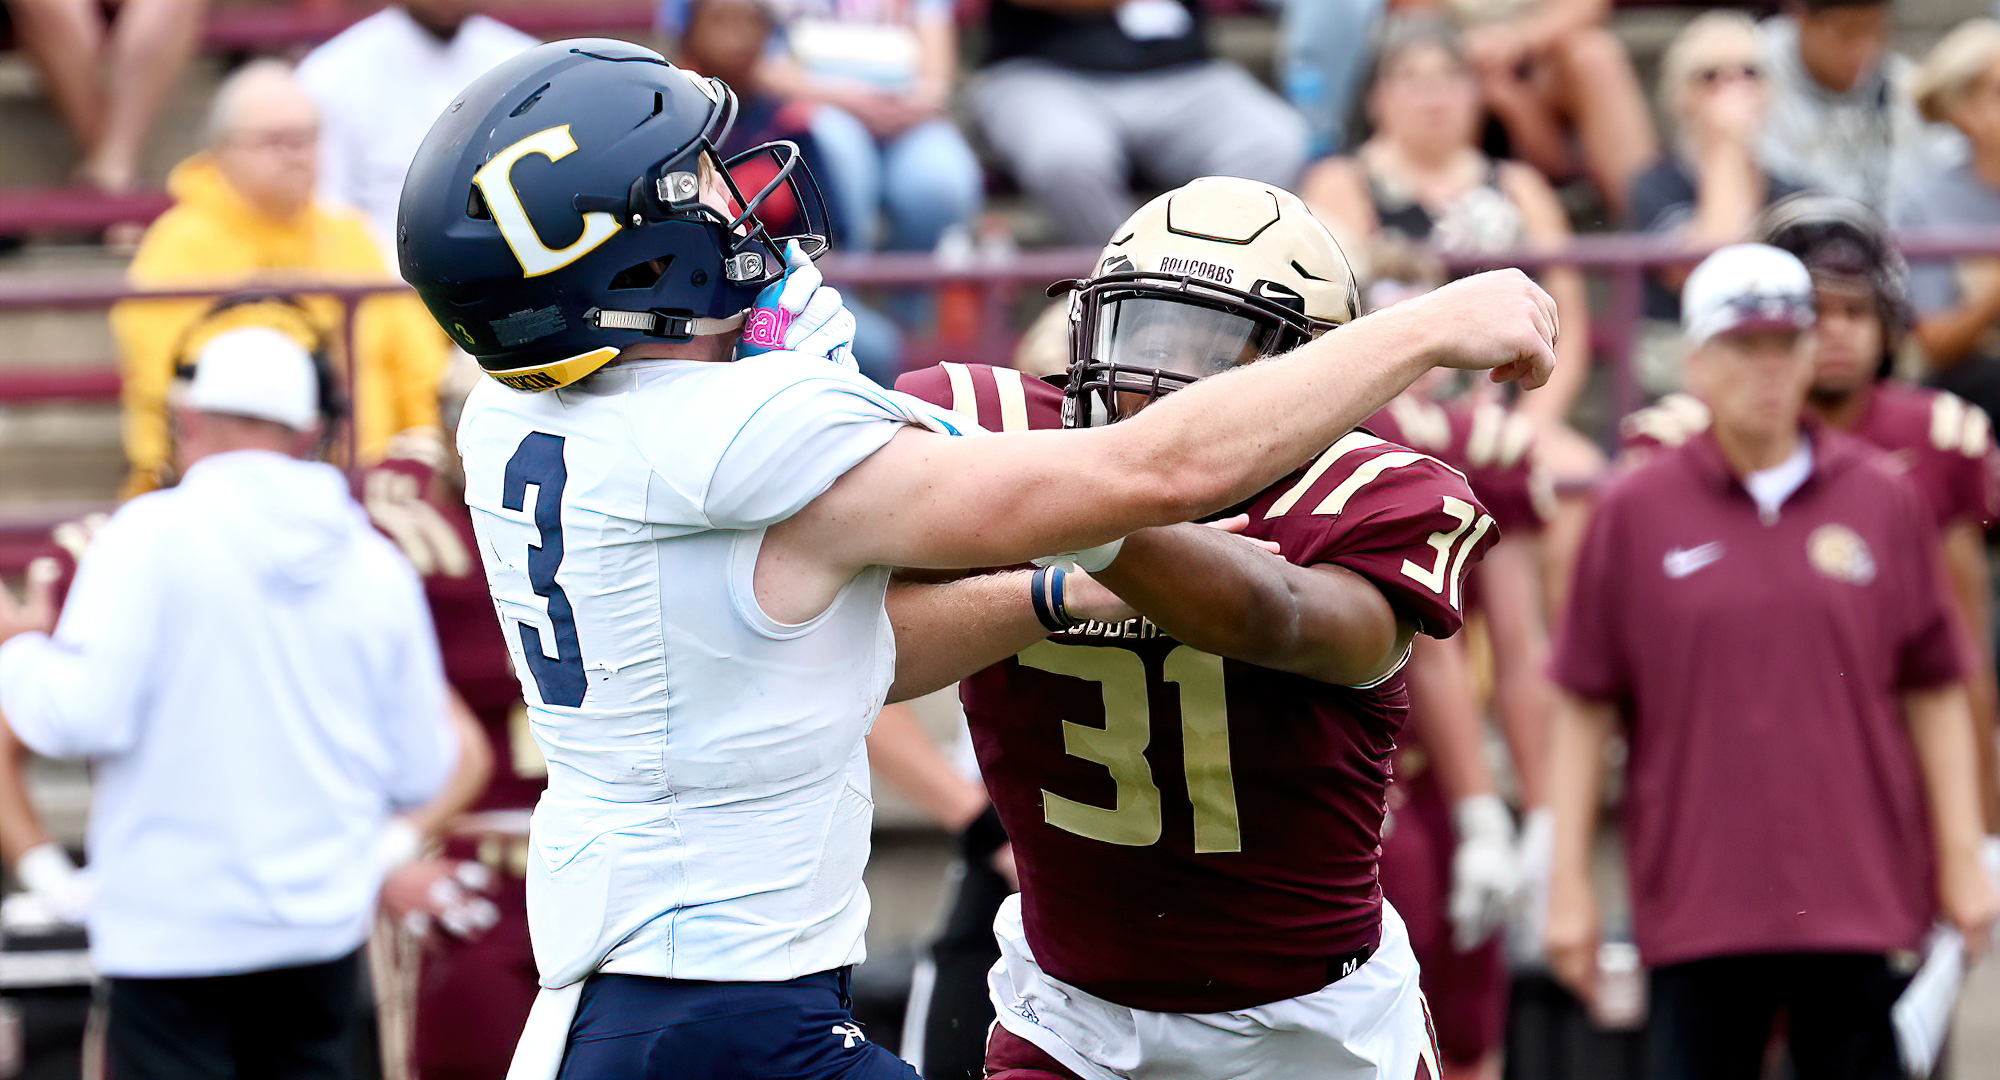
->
xmin=1543 ymin=243 xmax=1998 ymax=1080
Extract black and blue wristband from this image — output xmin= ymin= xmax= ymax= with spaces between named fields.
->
xmin=1030 ymin=565 xmax=1084 ymax=632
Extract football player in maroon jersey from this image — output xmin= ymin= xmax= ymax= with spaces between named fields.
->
xmin=1364 ymin=387 xmax=1552 ymax=1079
xmin=889 ymin=177 xmax=1499 ymax=1080
xmin=1757 ymin=194 xmax=2000 ymax=838
xmin=361 ymin=362 xmax=550 ymax=1080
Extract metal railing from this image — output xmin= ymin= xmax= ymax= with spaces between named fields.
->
xmin=0 ymin=247 xmax=1103 ymax=403
xmin=5 ymin=228 xmax=2000 ymax=570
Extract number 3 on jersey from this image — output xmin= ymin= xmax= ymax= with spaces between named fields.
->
xmin=503 ymin=432 xmax=586 ymax=707
xmin=1020 ymin=641 xmax=1240 ymax=854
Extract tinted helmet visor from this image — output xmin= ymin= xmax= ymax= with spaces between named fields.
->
xmin=1067 ymin=276 xmax=1310 ymax=426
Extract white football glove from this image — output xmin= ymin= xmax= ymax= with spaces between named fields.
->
xmin=364 ymin=468 xmax=471 ymax=579
xmin=736 ymin=240 xmax=856 ymax=369
xmin=1506 ymin=805 xmax=1555 ymax=966
xmin=1449 ymin=794 xmax=1521 ymax=951
xmin=15 ymin=842 xmax=92 ymax=926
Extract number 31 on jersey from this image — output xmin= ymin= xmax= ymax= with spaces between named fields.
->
xmin=1021 ymin=641 xmax=1241 ymax=855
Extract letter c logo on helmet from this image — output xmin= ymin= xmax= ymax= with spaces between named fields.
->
xmin=472 ymin=125 xmax=623 ymax=278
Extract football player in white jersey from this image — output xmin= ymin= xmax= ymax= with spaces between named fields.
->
xmin=397 ymin=39 xmax=1558 ymax=1080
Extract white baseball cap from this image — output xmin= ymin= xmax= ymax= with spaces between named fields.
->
xmin=183 ymin=326 xmax=320 ymax=431
xmin=1681 ymin=243 xmax=1817 ymax=346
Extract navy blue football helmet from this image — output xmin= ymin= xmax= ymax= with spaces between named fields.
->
xmin=398 ymin=39 xmax=828 ymax=391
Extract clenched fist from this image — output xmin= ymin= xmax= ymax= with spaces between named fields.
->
xmin=1390 ymin=269 xmax=1561 ymax=391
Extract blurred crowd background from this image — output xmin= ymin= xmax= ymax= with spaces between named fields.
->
xmin=3 ymin=0 xmax=2000 ymax=1077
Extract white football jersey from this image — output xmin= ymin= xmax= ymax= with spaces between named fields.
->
xmin=457 ymin=353 xmax=966 ymax=988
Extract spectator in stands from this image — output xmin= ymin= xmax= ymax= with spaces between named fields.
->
xmin=1275 ymin=0 xmax=1385 ymax=158
xmin=677 ymin=0 xmax=905 ymax=383
xmin=1899 ymin=18 xmax=2000 ymax=425
xmin=678 ymin=0 xmax=837 ymax=240
xmin=1302 ymin=17 xmax=1590 ymax=433
xmin=109 ymin=60 xmax=449 ymax=499
xmin=0 ymin=327 xmax=472 ymax=1080
xmin=1544 ymin=243 xmax=1997 ymax=1080
xmin=4 ymin=0 xmax=207 ymax=193
xmin=1758 ymin=0 xmax=1958 ymax=214
xmin=968 ymin=0 xmax=1307 ymax=246
xmin=1627 ymin=10 xmax=1808 ymax=395
xmin=1448 ymin=0 xmax=1656 ymax=221
xmin=749 ymin=0 xmax=981 ymax=253
xmin=298 ymin=0 xmax=539 ymax=256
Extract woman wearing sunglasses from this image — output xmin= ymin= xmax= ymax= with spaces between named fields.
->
xmin=1626 ymin=10 xmax=1811 ymax=397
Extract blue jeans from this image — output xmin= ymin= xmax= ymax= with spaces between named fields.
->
xmin=811 ymin=108 xmax=982 ymax=252
xmin=1277 ymin=0 xmax=1386 ymax=156
xmin=558 ymin=968 xmax=917 ymax=1080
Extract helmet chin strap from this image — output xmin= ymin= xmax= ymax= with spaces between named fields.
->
xmin=694 ymin=311 xmax=747 ymax=336
xmin=588 ymin=308 xmax=746 ymax=338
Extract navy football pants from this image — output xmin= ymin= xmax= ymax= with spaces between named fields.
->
xmin=557 ymin=968 xmax=918 ymax=1080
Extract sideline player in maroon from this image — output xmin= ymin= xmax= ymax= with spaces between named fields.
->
xmin=362 ymin=368 xmax=547 ymax=1080
xmin=1757 ymin=194 xmax=2000 ymax=839
xmin=1365 ymin=387 xmax=1551 ymax=1080
xmin=1544 ymin=243 xmax=1998 ymax=1080
xmin=892 ymin=177 xmax=1495 ymax=1080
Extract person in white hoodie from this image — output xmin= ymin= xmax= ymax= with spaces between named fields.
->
xmin=0 ymin=326 xmax=462 ymax=1080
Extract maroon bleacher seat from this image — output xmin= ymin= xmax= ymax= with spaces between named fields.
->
xmin=201 ymin=0 xmax=658 ymax=53
xmin=0 ymin=187 xmax=173 ymax=236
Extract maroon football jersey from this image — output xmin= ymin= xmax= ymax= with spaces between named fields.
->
xmin=895 ymin=363 xmax=1499 ymax=1013
xmin=1845 ymin=382 xmax=1999 ymax=531
xmin=364 ymin=463 xmax=544 ymax=812
xmin=1621 ymin=385 xmax=2000 ymax=532
xmin=425 ymin=511 xmax=544 ymax=812
xmin=1366 ymin=394 xmax=1549 ymax=537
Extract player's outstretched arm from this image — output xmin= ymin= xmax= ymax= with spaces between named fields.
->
xmin=761 ymin=271 xmax=1556 ymax=623
xmin=882 ymin=569 xmax=1136 ymax=702
xmin=1088 ymin=522 xmax=1411 ymax=686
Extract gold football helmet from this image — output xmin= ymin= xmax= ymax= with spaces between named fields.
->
xmin=1062 ymin=176 xmax=1362 ymax=427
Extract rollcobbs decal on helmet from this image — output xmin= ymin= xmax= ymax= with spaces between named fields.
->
xmin=397 ymin=39 xmax=830 ymax=391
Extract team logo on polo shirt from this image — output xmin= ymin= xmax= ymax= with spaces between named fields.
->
xmin=1807 ymin=524 xmax=1876 ymax=585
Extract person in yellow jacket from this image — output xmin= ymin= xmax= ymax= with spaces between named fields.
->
xmin=110 ymin=59 xmax=446 ymax=497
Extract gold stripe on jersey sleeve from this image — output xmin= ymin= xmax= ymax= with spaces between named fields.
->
xmin=1263 ymin=431 xmax=1385 ymax=518
xmin=1467 ymin=402 xmax=1504 ymax=467
xmin=993 ymin=367 xmax=1031 ymax=432
xmin=1312 ymin=451 xmax=1428 ymax=517
xmin=1965 ymin=406 xmax=1993 ymax=457
xmin=1447 ymin=514 xmax=1495 ymax=610
xmin=1932 ymin=392 xmax=1968 ymax=454
xmin=942 ymin=362 xmax=978 ymax=424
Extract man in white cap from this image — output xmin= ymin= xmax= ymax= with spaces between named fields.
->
xmin=0 ymin=327 xmax=466 ymax=1080
xmin=1542 ymin=244 xmax=1997 ymax=1079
